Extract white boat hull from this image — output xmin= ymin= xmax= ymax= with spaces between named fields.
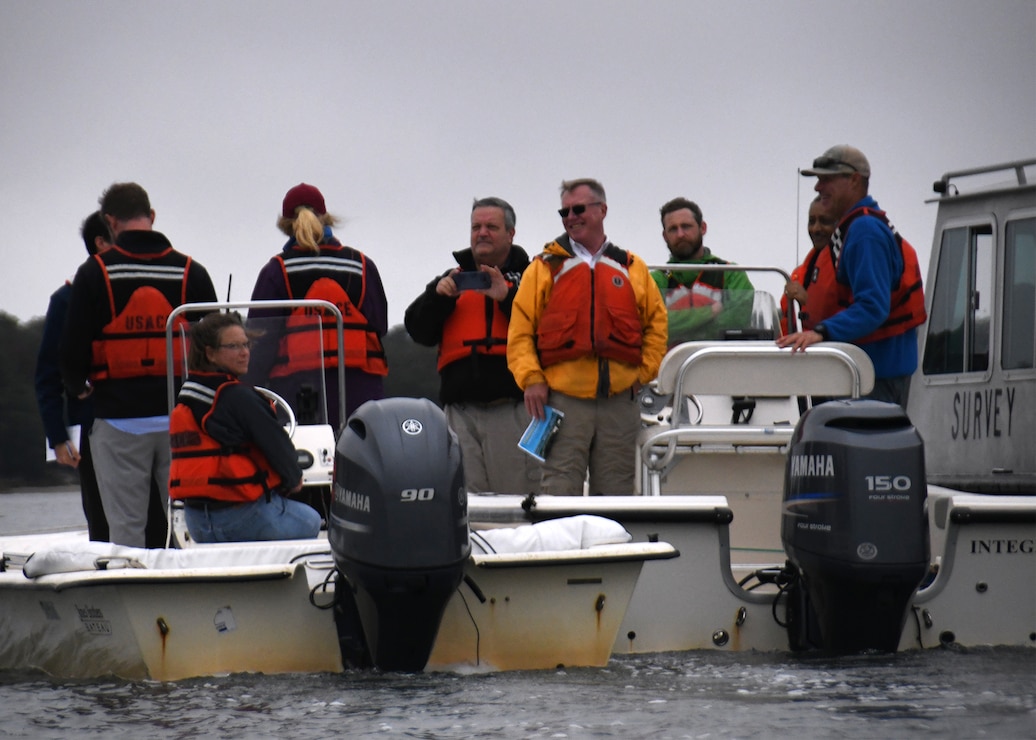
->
xmin=429 ymin=544 xmax=675 ymax=670
xmin=466 ymin=490 xmax=1036 ymax=655
xmin=0 ymin=534 xmax=675 ymax=680
xmin=0 ymin=539 xmax=341 ymax=680
xmin=902 ymin=488 xmax=1036 ymax=650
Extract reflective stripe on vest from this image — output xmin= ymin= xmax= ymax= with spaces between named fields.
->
xmin=89 ymin=252 xmax=190 ymax=381
xmin=666 ymin=279 xmax=724 ymax=310
xmin=168 ymin=376 xmax=282 ymax=503
xmin=269 ymin=248 xmax=388 ymax=376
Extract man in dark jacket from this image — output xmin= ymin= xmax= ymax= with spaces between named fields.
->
xmin=404 ymin=197 xmax=539 ymax=493
xmin=60 ymin=183 xmax=217 ymax=547
xmin=35 ymin=212 xmax=112 ymax=540
xmin=38 ymin=212 xmax=170 ymax=545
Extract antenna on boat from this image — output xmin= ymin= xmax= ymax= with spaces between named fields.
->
xmin=795 ymin=168 xmax=801 ymax=264
xmin=226 ymin=274 xmax=233 ymax=303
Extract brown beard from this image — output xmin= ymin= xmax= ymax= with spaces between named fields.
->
xmin=670 ymin=238 xmax=703 ymax=259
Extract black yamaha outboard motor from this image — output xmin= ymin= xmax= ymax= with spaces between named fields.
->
xmin=782 ymin=400 xmax=929 ymax=653
xmin=329 ymin=397 xmax=470 ymax=671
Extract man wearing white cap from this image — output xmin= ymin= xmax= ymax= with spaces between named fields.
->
xmin=777 ymin=145 xmax=925 ymax=407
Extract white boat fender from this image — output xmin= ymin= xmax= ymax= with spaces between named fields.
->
xmin=22 ymin=543 xmax=148 ymax=578
xmin=470 ymin=514 xmax=632 ymax=554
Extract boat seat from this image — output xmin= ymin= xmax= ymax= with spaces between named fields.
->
xmin=639 ymin=341 xmax=875 ymax=496
xmin=652 ymin=340 xmax=874 ymax=399
xmin=19 ymin=539 xmax=332 ymax=578
xmin=470 ymin=515 xmax=632 ymax=554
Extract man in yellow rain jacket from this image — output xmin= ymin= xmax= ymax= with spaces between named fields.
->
xmin=507 ymin=178 xmax=668 ymax=495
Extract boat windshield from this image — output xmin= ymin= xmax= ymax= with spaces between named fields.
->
xmin=244 ymin=312 xmax=333 ymax=427
xmin=659 ymin=287 xmax=783 ymax=346
xmin=172 ymin=311 xmax=334 ymax=428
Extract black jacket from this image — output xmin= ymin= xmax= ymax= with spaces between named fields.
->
xmin=404 ymin=245 xmax=529 ymax=405
xmin=60 ymin=230 xmax=217 ymax=418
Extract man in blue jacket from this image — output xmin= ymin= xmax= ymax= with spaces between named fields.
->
xmin=778 ymin=145 xmax=920 ymax=406
xmin=35 ymin=212 xmax=112 ymax=540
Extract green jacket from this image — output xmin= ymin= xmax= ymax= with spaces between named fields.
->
xmin=650 ymin=249 xmax=755 ymax=345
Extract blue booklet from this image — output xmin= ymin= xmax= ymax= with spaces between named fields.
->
xmin=517 ymin=405 xmax=564 ymax=462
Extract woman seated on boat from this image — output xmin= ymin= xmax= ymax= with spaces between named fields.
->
xmin=168 ymin=312 xmax=322 ymax=543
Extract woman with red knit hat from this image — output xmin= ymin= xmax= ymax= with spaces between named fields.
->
xmin=247 ymin=183 xmax=388 ymax=434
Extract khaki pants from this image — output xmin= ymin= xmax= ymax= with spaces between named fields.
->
xmin=539 ymin=389 xmax=639 ymax=496
xmin=446 ymin=400 xmax=542 ymax=494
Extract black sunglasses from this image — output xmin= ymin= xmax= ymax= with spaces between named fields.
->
xmin=558 ymin=202 xmax=603 ymax=218
xmin=812 ymin=156 xmax=858 ymax=172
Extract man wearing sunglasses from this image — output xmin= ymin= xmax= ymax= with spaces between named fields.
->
xmin=507 ymin=178 xmax=668 ymax=495
xmin=777 ymin=145 xmax=922 ymax=407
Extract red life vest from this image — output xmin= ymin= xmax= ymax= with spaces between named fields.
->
xmin=664 ymin=276 xmax=724 ymax=311
xmin=437 ymin=289 xmax=511 ymax=371
xmin=780 ymin=245 xmax=840 ymax=333
xmin=536 ymin=245 xmax=643 ymax=368
xmin=88 ymin=247 xmax=191 ymax=382
xmin=168 ymin=373 xmax=283 ymax=503
xmin=269 ymin=246 xmax=388 ymax=377
xmin=822 ymin=207 xmax=927 ymax=343
xmin=660 ymin=255 xmax=733 ymax=310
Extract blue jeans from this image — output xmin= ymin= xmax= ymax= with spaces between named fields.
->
xmin=184 ymin=493 xmax=322 ymax=543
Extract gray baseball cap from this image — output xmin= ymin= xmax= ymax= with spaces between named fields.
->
xmin=801 ymin=145 xmax=871 ymax=177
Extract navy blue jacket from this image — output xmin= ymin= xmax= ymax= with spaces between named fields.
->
xmin=36 ymin=282 xmax=93 ymax=448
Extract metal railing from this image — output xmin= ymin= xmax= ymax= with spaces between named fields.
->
xmin=164 ymin=300 xmax=347 ymax=433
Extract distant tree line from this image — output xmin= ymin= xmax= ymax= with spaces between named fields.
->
xmin=0 ymin=312 xmax=55 ymax=489
xmin=0 ymin=316 xmax=438 ymax=492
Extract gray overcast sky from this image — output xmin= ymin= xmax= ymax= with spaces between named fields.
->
xmin=2 ymin=1 xmax=1034 ymax=328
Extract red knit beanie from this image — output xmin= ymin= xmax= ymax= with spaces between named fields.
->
xmin=282 ymin=183 xmax=326 ymax=218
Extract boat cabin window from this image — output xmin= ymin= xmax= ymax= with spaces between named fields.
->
xmin=922 ymin=224 xmax=993 ymax=375
xmin=1002 ymin=217 xmax=1036 ymax=371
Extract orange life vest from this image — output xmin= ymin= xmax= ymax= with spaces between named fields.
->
xmin=88 ymin=247 xmax=191 ymax=382
xmin=168 ymin=373 xmax=283 ymax=503
xmin=822 ymin=207 xmax=927 ymax=343
xmin=780 ymin=245 xmax=840 ymax=333
xmin=437 ymin=289 xmax=511 ymax=371
xmin=661 ymin=261 xmax=728 ymax=310
xmin=269 ymin=247 xmax=388 ymax=377
xmin=664 ymin=276 xmax=724 ymax=311
xmin=536 ymin=245 xmax=643 ymax=368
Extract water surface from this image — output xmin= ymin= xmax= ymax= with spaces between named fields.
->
xmin=2 ymin=491 xmax=1033 ymax=738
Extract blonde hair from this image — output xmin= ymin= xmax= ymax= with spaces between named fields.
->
xmin=276 ymin=208 xmax=339 ymax=254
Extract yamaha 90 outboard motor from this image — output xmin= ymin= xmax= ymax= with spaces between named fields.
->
xmin=782 ymin=400 xmax=929 ymax=653
xmin=329 ymin=397 xmax=469 ymax=671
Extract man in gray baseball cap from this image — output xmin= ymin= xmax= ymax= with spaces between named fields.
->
xmin=800 ymin=144 xmax=872 ymax=178
xmin=778 ymin=145 xmax=925 ymax=407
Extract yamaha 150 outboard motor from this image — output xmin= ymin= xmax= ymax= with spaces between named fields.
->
xmin=329 ymin=397 xmax=469 ymax=671
xmin=782 ymin=400 xmax=929 ymax=653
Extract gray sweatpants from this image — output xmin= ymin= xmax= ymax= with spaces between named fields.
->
xmin=90 ymin=419 xmax=170 ymax=547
